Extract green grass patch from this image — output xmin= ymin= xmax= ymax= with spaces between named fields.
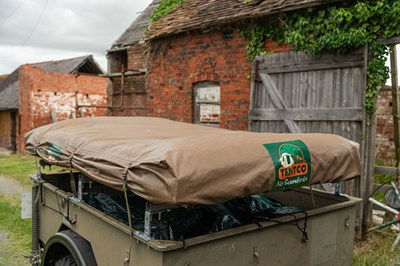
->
xmin=0 ymin=154 xmax=61 ymax=186
xmin=375 ymin=174 xmax=394 ymax=185
xmin=0 ymin=195 xmax=31 ymax=266
xmin=354 ymin=229 xmax=400 ymax=265
xmin=0 ymin=155 xmax=38 ymax=186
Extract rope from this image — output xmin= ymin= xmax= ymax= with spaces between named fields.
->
xmin=68 ymin=154 xmax=77 ymax=194
xmin=258 ymin=211 xmax=309 ymax=243
xmin=122 ymin=163 xmax=133 ymax=265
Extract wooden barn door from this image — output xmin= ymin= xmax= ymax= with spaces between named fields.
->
xmin=249 ymin=47 xmax=374 ymax=236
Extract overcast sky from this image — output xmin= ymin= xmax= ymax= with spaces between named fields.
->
xmin=0 ymin=0 xmax=399 ymax=85
xmin=0 ymin=0 xmax=153 ymax=74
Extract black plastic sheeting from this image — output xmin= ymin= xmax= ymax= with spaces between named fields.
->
xmin=83 ymin=193 xmax=301 ymax=241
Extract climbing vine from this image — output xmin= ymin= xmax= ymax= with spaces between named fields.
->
xmin=151 ymin=0 xmax=187 ymax=23
xmin=241 ymin=0 xmax=400 ymax=116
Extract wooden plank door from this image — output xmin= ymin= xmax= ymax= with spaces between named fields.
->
xmin=249 ymin=48 xmax=374 ymax=237
xmin=249 ymin=49 xmax=365 ymax=139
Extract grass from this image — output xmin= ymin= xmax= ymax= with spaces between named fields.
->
xmin=0 ymin=195 xmax=31 ymax=266
xmin=0 ymin=154 xmax=38 ymax=186
xmin=0 ymin=154 xmax=43 ymax=265
xmin=354 ymin=229 xmax=400 ymax=265
xmin=355 ymin=170 xmax=400 ymax=265
xmin=0 ymin=154 xmax=61 ymax=186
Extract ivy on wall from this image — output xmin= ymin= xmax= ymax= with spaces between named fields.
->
xmin=241 ymin=0 xmax=400 ymax=116
xmin=151 ymin=0 xmax=187 ymax=23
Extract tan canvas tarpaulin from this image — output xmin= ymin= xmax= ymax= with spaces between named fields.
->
xmin=25 ymin=117 xmax=360 ymax=205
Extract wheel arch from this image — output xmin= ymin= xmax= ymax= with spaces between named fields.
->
xmin=42 ymin=230 xmax=97 ymax=266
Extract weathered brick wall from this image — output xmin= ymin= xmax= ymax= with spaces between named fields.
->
xmin=18 ymin=65 xmax=107 ymax=152
xmin=128 ymin=43 xmax=146 ymax=71
xmin=376 ymin=86 xmax=396 ymax=165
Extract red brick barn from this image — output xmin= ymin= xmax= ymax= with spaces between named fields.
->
xmin=0 ymin=55 xmax=107 ymax=153
xmin=109 ymin=0 xmax=393 ymax=234
xmin=141 ymin=0 xmax=396 ymax=167
xmin=143 ymin=0 xmax=353 ymax=130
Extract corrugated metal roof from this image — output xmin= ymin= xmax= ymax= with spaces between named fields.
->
xmin=0 ymin=55 xmax=104 ymax=110
xmin=145 ymin=0 xmax=350 ymax=40
xmin=109 ymin=0 xmax=160 ymax=51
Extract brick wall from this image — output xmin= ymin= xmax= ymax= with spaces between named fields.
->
xmin=127 ymin=43 xmax=146 ymax=71
xmin=146 ymin=29 xmax=250 ymax=130
xmin=376 ymin=86 xmax=396 ymax=165
xmin=18 ymin=65 xmax=107 ymax=152
xmin=146 ymin=29 xmax=290 ymax=130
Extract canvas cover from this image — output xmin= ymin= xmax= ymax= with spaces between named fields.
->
xmin=25 ymin=117 xmax=361 ymax=205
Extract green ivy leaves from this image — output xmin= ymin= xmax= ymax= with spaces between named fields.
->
xmin=151 ymin=0 xmax=187 ymax=23
xmin=241 ymin=0 xmax=400 ymax=116
xmin=366 ymin=43 xmax=390 ymax=116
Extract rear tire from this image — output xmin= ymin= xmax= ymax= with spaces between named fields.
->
xmin=43 ymin=230 xmax=97 ymax=266
xmin=54 ymin=255 xmax=77 ymax=266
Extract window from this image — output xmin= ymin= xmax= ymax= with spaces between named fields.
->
xmin=194 ymin=82 xmax=220 ymax=127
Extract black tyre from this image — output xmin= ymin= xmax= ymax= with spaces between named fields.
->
xmin=43 ymin=230 xmax=97 ymax=266
xmin=54 ymin=255 xmax=77 ymax=266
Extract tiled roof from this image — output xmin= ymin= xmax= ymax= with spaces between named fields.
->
xmin=0 ymin=69 xmax=19 ymax=110
xmin=0 ymin=55 xmax=103 ymax=110
xmin=109 ymin=0 xmax=160 ymax=51
xmin=146 ymin=0 xmax=350 ymax=40
xmin=32 ymin=55 xmax=104 ymax=75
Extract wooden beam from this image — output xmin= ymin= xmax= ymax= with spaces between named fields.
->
xmin=248 ymin=59 xmax=259 ymax=130
xmin=373 ymin=183 xmax=392 ymax=193
xmin=375 ymin=166 xmax=397 ymax=176
xmin=259 ymin=73 xmax=287 ymax=109
xmin=259 ymin=73 xmax=301 ymax=133
xmin=249 ymin=108 xmax=363 ymax=121
xmin=381 ymin=36 xmax=400 ymax=45
xmin=391 ymin=46 xmax=400 ymax=161
xmin=360 ymin=45 xmax=372 ymax=238
xmin=259 ymin=53 xmax=365 ymax=74
xmin=100 ymin=71 xmax=145 ymax=78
